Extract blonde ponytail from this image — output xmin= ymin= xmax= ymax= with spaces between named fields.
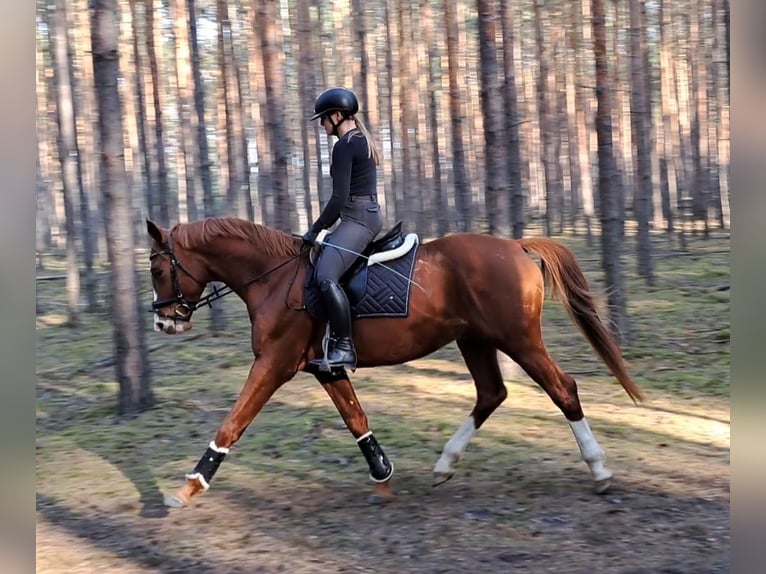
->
xmin=352 ymin=116 xmax=380 ymax=165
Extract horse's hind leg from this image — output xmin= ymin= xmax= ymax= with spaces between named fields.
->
xmin=313 ymin=368 xmax=396 ymax=503
xmin=433 ymin=338 xmax=508 ymax=485
xmin=500 ymin=334 xmax=613 ymax=493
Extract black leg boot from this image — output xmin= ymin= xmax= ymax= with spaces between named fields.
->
xmin=310 ymin=280 xmax=357 ymax=370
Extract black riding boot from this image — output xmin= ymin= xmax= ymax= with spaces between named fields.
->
xmin=311 ymin=279 xmax=357 ymax=370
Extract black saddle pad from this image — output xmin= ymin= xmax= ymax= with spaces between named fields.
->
xmin=304 ymin=244 xmax=419 ymax=321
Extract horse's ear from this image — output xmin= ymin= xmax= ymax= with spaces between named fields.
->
xmin=146 ymin=219 xmax=166 ymax=244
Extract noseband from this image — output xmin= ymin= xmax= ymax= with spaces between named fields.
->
xmin=150 ymin=234 xmax=207 ymax=322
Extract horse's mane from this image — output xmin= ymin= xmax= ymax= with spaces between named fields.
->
xmin=172 ymin=217 xmax=300 ymax=257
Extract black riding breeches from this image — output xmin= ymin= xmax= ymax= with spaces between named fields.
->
xmin=315 ymin=198 xmax=383 ymax=284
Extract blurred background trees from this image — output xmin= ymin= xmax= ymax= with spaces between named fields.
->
xmin=36 ymin=0 xmax=730 ymax=412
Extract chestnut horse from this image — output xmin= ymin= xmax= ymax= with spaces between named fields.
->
xmin=146 ymin=217 xmax=642 ymax=508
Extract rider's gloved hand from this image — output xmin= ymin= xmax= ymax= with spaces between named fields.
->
xmin=301 ymin=229 xmax=318 ymax=246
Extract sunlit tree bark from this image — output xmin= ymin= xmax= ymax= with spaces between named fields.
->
xmin=90 ymin=0 xmax=153 ymax=414
xmin=629 ymin=0 xmax=655 ymax=284
xmin=50 ymin=0 xmax=85 ymax=325
xmin=146 ymin=0 xmax=173 ymax=226
xmin=477 ymin=0 xmax=507 ymax=236
xmin=592 ymin=0 xmax=631 ymax=344
xmin=500 ymin=0 xmax=524 ymax=238
xmin=252 ymin=0 xmax=292 ymax=231
xmin=444 ymin=0 xmax=472 ymax=231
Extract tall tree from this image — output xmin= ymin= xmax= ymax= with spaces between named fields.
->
xmin=610 ymin=0 xmax=628 ymax=238
xmin=500 ymin=0 xmax=524 ymax=238
xmin=688 ymin=0 xmax=711 ymax=237
xmin=382 ymin=0 xmax=400 ymax=222
xmin=444 ymin=0 xmax=472 ymax=231
xmin=217 ymin=0 xmax=250 ymax=220
xmin=592 ymin=0 xmax=631 ymax=343
xmin=577 ymin=0 xmax=596 ymax=244
xmin=422 ymin=0 xmax=448 ymax=237
xmin=170 ymin=0 xmax=198 ymax=222
xmin=90 ymin=0 xmax=154 ymax=414
xmin=477 ymin=0 xmax=506 ymax=236
xmin=185 ymin=0 xmax=224 ymax=334
xmin=50 ymin=0 xmax=86 ymax=325
xmin=186 ymin=0 xmax=214 ymax=220
xmin=351 ymin=0 xmax=370 ymax=114
xmin=628 ymin=0 xmax=655 ymax=284
xmin=253 ymin=0 xmax=292 ymax=231
xmin=396 ymin=0 xmax=415 ymax=226
xmin=36 ymin=10 xmax=56 ymax=263
xmin=533 ymin=0 xmax=561 ymax=236
xmin=146 ymin=0 xmax=173 ymax=226
xmin=127 ymin=0 xmax=153 ymax=222
xmin=292 ymin=0 xmax=319 ymax=226
xmin=563 ymin=1 xmax=583 ymax=234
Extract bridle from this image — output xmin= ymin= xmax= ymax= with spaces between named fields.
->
xmin=149 ymin=232 xmax=305 ymax=322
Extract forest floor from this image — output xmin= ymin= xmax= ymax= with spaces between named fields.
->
xmin=36 ymin=230 xmax=730 ymax=574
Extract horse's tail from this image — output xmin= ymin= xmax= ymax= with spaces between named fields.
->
xmin=517 ymin=237 xmax=643 ymax=404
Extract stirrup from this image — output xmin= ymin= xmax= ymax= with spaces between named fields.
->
xmin=309 ymin=345 xmax=357 ymax=372
xmin=309 ymin=331 xmax=356 ymax=372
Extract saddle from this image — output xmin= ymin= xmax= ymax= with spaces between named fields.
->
xmin=305 ymin=221 xmax=420 ymax=320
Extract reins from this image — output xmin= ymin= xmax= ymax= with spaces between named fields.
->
xmin=151 ymin=233 xmax=308 ymax=318
xmin=191 ymin=253 xmax=304 ymax=312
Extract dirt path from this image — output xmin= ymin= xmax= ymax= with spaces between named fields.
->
xmin=37 ymin=368 xmax=729 ymax=574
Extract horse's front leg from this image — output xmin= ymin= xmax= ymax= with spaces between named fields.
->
xmin=164 ymin=357 xmax=290 ymax=508
xmin=313 ymin=368 xmax=396 ymax=503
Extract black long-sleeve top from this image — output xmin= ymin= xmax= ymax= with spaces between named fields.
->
xmin=310 ymin=130 xmax=377 ymax=233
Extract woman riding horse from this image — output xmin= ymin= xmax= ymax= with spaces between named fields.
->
xmin=302 ymin=87 xmax=383 ymax=371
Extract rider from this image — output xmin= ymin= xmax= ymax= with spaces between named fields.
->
xmin=302 ymin=87 xmax=383 ymax=370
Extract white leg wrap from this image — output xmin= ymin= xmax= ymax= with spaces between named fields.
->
xmin=433 ymin=417 xmax=476 ymax=475
xmin=185 ymin=472 xmax=210 ymax=490
xmin=208 ymin=440 xmax=230 ymax=454
xmin=568 ymin=418 xmax=612 ymax=482
xmin=355 ymin=431 xmax=373 ymax=443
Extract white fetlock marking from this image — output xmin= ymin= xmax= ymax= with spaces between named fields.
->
xmin=209 ymin=440 xmax=230 ymax=454
xmin=185 ymin=472 xmax=210 ymax=491
xmin=433 ymin=417 xmax=476 ymax=474
xmin=568 ymin=418 xmax=612 ymax=482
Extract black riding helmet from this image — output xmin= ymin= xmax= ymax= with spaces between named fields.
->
xmin=310 ymin=87 xmax=359 ymax=121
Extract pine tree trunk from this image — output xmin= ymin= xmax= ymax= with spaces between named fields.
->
xmin=217 ymin=0 xmax=251 ymax=221
xmin=50 ymin=0 xmax=84 ymax=326
xmin=254 ymin=0 xmax=292 ymax=231
xmin=500 ymin=0 xmax=525 ymax=238
xmin=292 ymin=0 xmax=319 ymax=226
xmin=629 ymin=0 xmax=655 ymax=284
xmin=422 ymin=0 xmax=447 ymax=237
xmin=592 ymin=0 xmax=631 ymax=344
xmin=477 ymin=0 xmax=507 ymax=236
xmin=90 ymin=0 xmax=154 ymax=414
xmin=146 ymin=0 xmax=173 ymax=226
xmin=445 ymin=0 xmax=472 ymax=231
xmin=171 ymin=0 xmax=198 ymax=222
xmin=533 ymin=0 xmax=558 ymax=237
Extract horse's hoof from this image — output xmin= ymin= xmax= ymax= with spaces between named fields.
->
xmin=432 ymin=472 xmax=454 ymax=487
xmin=163 ymin=493 xmax=188 ymax=508
xmin=593 ymin=477 xmax=612 ymax=494
xmin=367 ymin=492 xmax=394 ymax=505
xmin=368 ymin=481 xmax=396 ymax=504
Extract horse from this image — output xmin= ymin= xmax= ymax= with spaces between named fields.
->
xmin=146 ymin=216 xmax=642 ymax=508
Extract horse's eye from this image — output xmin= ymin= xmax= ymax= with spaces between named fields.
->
xmin=151 ymin=268 xmax=163 ymax=279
